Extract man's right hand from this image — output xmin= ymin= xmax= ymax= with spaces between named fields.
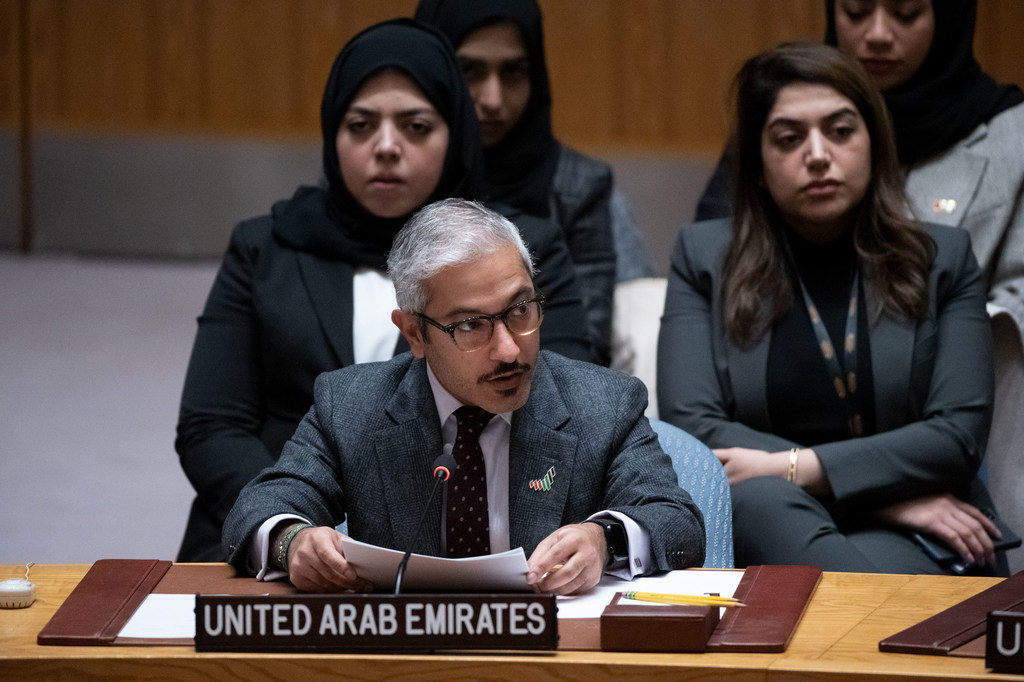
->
xmin=286 ymin=526 xmax=374 ymax=593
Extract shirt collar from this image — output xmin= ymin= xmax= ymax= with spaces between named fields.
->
xmin=424 ymin=361 xmax=513 ymax=427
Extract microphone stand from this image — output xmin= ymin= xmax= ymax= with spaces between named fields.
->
xmin=394 ymin=445 xmax=454 ymax=595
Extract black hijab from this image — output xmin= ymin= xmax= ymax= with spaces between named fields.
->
xmin=826 ymin=0 xmax=1024 ymax=166
xmin=415 ymin=0 xmax=561 ymax=216
xmin=274 ymin=18 xmax=481 ymax=268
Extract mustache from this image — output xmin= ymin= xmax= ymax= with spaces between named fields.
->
xmin=478 ymin=361 xmax=531 ymax=384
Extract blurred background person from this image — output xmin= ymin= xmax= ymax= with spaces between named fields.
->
xmin=416 ymin=0 xmax=655 ymax=365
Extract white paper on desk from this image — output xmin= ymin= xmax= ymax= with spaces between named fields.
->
xmin=118 ymin=593 xmax=197 ymax=638
xmin=555 ymin=569 xmax=744 ymax=619
xmin=340 ymin=537 xmax=530 ymax=591
xmin=113 ymin=570 xmax=741 ymax=639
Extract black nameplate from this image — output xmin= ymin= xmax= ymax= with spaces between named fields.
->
xmin=194 ymin=593 xmax=558 ymax=652
xmin=987 ymin=610 xmax=1024 ymax=674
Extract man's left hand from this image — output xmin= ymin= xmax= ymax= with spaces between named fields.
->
xmin=526 ymin=522 xmax=606 ymax=595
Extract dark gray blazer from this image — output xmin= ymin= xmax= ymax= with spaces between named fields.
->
xmin=657 ymin=220 xmax=995 ymax=513
xmin=224 ymin=350 xmax=706 ymax=573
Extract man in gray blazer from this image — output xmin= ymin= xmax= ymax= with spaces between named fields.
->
xmin=224 ymin=198 xmax=704 ymax=595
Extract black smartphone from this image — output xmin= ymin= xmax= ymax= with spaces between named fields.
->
xmin=912 ymin=515 xmax=1022 ymax=574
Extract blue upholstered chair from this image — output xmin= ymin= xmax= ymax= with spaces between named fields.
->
xmin=650 ymin=418 xmax=734 ymax=568
xmin=338 ymin=419 xmax=733 ymax=568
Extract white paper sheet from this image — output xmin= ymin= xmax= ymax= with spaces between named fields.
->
xmin=554 ymin=569 xmax=744 ymax=619
xmin=118 ymin=593 xmax=197 ymax=638
xmin=116 ymin=569 xmax=745 ymax=640
xmin=339 ymin=537 xmax=530 ymax=591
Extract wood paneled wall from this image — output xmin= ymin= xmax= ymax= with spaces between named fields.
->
xmin=4 ymin=0 xmax=1024 ymax=153
xmin=1 ymin=1 xmax=22 ymax=128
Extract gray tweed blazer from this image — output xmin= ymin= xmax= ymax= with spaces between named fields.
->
xmin=904 ymin=102 xmax=1024 ymax=346
xmin=224 ymin=350 xmax=705 ymax=573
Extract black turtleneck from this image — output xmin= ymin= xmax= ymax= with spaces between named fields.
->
xmin=766 ymin=228 xmax=875 ymax=446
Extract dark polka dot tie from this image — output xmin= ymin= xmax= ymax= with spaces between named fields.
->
xmin=447 ymin=406 xmax=493 ymax=558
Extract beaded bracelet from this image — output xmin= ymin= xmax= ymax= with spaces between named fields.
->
xmin=273 ymin=522 xmax=312 ymax=572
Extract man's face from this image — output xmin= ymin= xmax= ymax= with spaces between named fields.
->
xmin=456 ymin=23 xmax=532 ymax=148
xmin=393 ymin=244 xmax=540 ymax=414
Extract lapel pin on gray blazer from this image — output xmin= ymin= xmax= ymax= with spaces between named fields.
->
xmin=528 ymin=466 xmax=557 ymax=491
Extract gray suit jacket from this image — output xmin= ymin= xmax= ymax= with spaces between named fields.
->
xmin=657 ymin=220 xmax=994 ymax=513
xmin=905 ymin=102 xmax=1024 ymax=346
xmin=225 ymin=350 xmax=705 ymax=573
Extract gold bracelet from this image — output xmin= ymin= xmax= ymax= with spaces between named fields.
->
xmin=787 ymin=448 xmax=800 ymax=484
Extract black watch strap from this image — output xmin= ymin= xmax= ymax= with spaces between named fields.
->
xmin=589 ymin=518 xmax=629 ymax=571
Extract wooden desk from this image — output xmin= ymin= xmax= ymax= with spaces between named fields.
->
xmin=0 ymin=564 xmax=1017 ymax=680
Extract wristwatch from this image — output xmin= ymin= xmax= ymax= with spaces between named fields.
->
xmin=589 ymin=518 xmax=629 ymax=571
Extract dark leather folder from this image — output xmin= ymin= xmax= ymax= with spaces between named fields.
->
xmin=562 ymin=564 xmax=821 ymax=651
xmin=37 ymin=562 xmax=299 ymax=647
xmin=705 ymin=564 xmax=822 ymax=652
xmin=37 ymin=559 xmax=171 ymax=646
xmin=879 ymin=570 xmax=1024 ymax=656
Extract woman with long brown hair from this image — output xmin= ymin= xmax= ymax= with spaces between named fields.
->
xmin=658 ymin=43 xmax=1007 ymax=574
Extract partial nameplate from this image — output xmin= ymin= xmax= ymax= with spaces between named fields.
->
xmin=195 ymin=593 xmax=558 ymax=652
xmin=987 ymin=611 xmax=1024 ymax=674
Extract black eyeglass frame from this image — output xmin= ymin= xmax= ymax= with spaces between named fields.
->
xmin=416 ymin=294 xmax=546 ymax=352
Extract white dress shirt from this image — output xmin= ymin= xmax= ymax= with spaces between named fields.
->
xmin=352 ymin=268 xmax=400 ymax=364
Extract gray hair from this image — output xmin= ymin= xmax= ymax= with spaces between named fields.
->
xmin=388 ymin=198 xmax=535 ymax=312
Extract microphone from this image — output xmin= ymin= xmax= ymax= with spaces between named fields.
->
xmin=432 ymin=449 xmax=455 ymax=482
xmin=394 ymin=444 xmax=455 ymax=595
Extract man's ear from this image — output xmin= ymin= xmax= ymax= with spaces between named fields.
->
xmin=392 ymin=309 xmax=427 ymax=358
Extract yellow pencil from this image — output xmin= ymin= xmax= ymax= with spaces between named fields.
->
xmin=622 ymin=591 xmax=745 ymax=607
xmin=540 ymin=563 xmax=564 ymax=580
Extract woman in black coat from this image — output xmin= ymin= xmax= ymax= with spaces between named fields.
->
xmin=415 ymin=0 xmax=622 ymax=365
xmin=175 ymin=18 xmax=589 ymax=561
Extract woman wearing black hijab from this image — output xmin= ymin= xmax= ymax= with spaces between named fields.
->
xmin=696 ymin=1 xmax=1024 ymax=353
xmin=826 ymin=0 xmax=1024 ymax=350
xmin=174 ymin=18 xmax=589 ymax=562
xmin=416 ymin=0 xmax=638 ymax=366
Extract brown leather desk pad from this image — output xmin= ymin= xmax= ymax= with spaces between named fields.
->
xmin=37 ymin=561 xmax=821 ymax=652
xmin=879 ymin=569 xmax=1024 ymax=657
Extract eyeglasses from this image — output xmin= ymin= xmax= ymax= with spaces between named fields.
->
xmin=417 ymin=295 xmax=545 ymax=352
